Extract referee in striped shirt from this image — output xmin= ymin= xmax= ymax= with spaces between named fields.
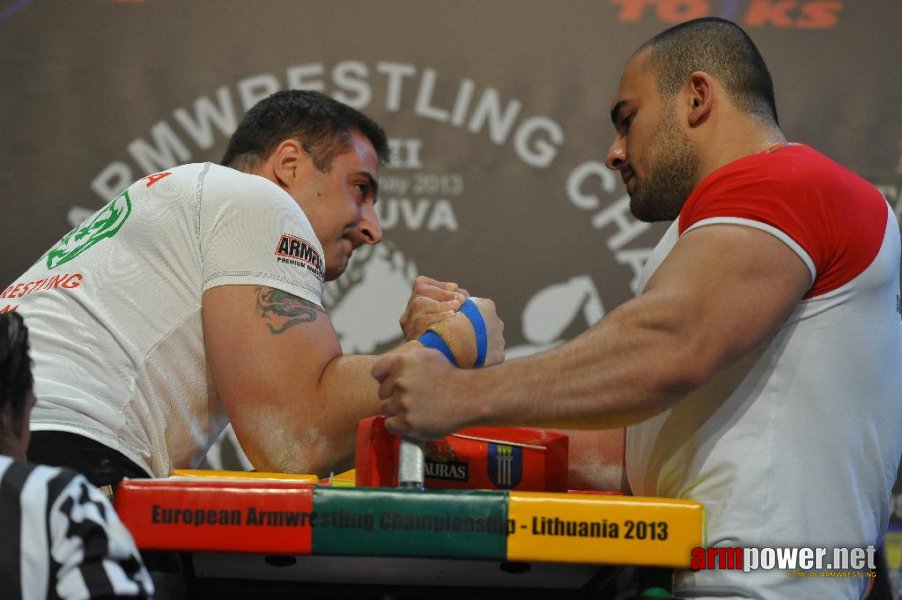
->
xmin=0 ymin=313 xmax=153 ymax=599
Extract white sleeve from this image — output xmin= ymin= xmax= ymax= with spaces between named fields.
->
xmin=48 ymin=473 xmax=154 ymax=598
xmin=199 ymin=167 xmax=326 ymax=307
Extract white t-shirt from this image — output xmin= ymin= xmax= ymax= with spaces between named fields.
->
xmin=627 ymin=145 xmax=902 ymax=598
xmin=2 ymin=163 xmax=326 ymax=477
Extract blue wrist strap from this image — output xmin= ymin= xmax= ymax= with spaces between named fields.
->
xmin=459 ymin=298 xmax=488 ymax=368
xmin=418 ymin=330 xmax=458 ymax=367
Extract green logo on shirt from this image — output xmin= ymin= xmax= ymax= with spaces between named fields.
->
xmin=46 ymin=190 xmax=132 ymax=269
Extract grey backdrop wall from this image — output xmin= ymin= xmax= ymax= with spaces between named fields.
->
xmin=2 ymin=0 xmax=901 ymax=583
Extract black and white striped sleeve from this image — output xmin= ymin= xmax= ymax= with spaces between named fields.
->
xmin=0 ymin=458 xmax=154 ymax=599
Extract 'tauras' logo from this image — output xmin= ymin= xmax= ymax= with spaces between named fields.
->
xmin=424 ymin=439 xmax=469 ymax=482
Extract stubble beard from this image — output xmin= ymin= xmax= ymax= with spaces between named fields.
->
xmin=628 ymin=108 xmax=698 ymax=223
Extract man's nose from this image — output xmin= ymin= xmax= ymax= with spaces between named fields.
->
xmin=605 ymin=137 xmax=627 ymax=171
xmin=356 ymin=202 xmax=382 ymax=245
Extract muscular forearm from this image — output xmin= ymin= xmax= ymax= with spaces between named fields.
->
xmin=295 ymin=312 xmax=494 ymax=475
xmin=304 ymin=342 xmax=421 ymax=474
xmin=244 ymin=342 xmax=421 ymax=477
xmin=458 ymin=290 xmax=709 ymax=430
xmin=375 ymin=224 xmax=811 ymax=442
xmin=372 ymin=289 xmax=703 ymax=442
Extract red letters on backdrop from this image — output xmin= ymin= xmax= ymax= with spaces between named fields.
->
xmin=610 ymin=0 xmax=842 ymax=29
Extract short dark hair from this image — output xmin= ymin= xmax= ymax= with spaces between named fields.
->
xmin=0 ymin=313 xmax=33 ymax=437
xmin=639 ymin=17 xmax=778 ymax=124
xmin=221 ymin=90 xmax=390 ymax=172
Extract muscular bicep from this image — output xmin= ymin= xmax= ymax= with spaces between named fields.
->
xmin=643 ymin=223 xmax=812 ymax=383
xmin=202 ymin=285 xmax=342 ymax=471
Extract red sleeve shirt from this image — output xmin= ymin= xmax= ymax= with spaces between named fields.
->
xmin=678 ymin=144 xmax=888 ymax=298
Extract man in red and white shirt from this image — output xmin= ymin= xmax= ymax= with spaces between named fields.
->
xmin=372 ymin=18 xmax=901 ymax=599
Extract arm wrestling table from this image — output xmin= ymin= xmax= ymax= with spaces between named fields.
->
xmin=114 ymin=422 xmax=705 ymax=599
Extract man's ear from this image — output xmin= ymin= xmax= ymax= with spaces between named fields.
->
xmin=270 ymin=139 xmax=305 ymax=188
xmin=687 ymin=71 xmax=714 ymax=127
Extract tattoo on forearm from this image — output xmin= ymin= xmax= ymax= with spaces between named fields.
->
xmin=255 ymin=287 xmax=324 ymax=334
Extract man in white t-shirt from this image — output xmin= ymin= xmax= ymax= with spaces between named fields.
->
xmin=3 ymin=90 xmax=504 ymax=486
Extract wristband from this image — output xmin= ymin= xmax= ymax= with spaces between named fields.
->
xmin=417 ymin=330 xmax=458 ymax=367
xmin=459 ymin=298 xmax=488 ymax=368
